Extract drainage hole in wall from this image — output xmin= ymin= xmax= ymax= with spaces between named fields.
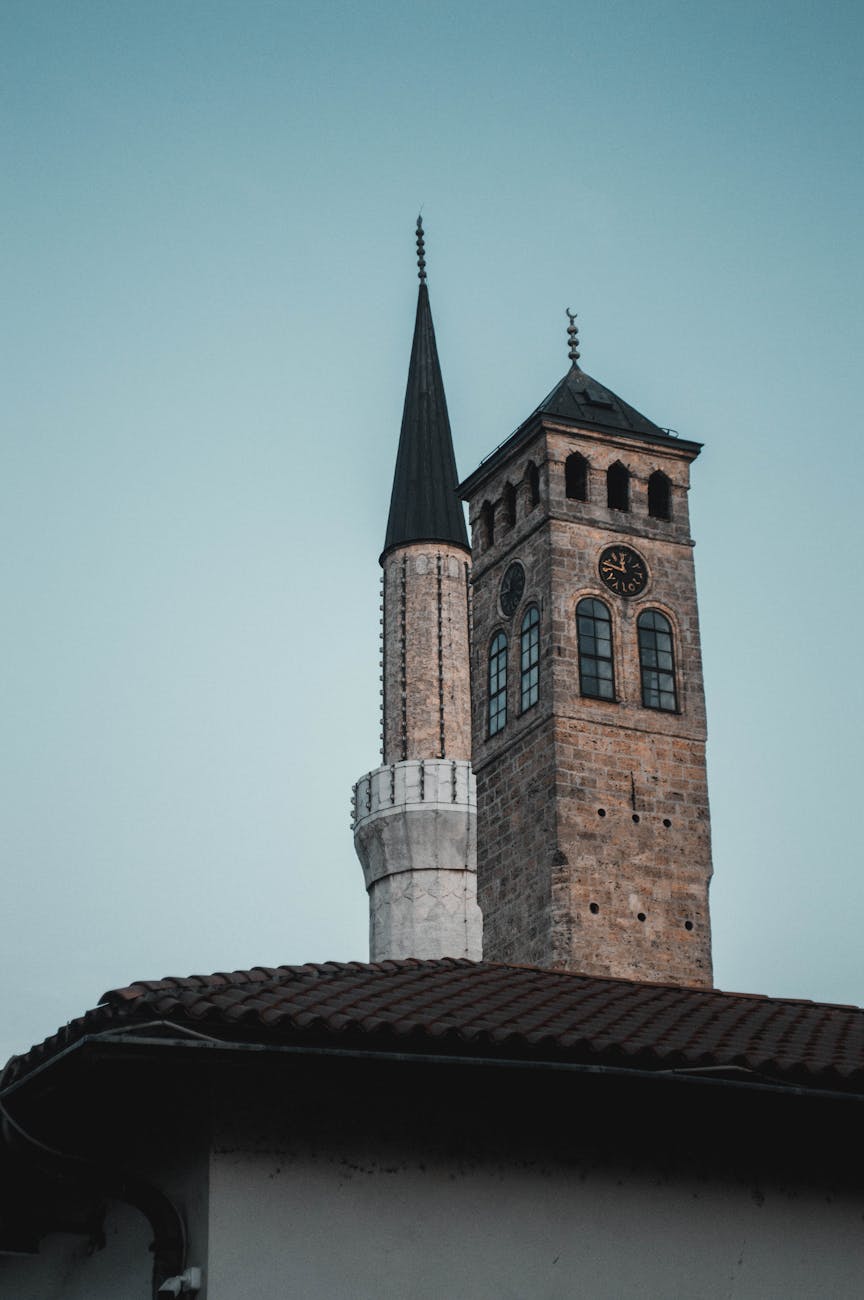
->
xmin=637 ymin=912 xmax=646 ymax=923
xmin=589 ymin=902 xmax=599 ymax=915
xmin=662 ymin=818 xmax=672 ymax=828
xmin=684 ymin=920 xmax=694 ymax=931
xmin=632 ymin=814 xmax=640 ymax=824
xmin=597 ymin=808 xmax=606 ymax=818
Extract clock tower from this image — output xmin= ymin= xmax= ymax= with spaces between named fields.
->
xmin=459 ymin=315 xmax=713 ymax=987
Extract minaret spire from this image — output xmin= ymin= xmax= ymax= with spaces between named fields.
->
xmin=382 ymin=220 xmax=469 ymax=560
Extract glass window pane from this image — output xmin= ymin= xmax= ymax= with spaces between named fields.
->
xmin=520 ymin=605 xmax=540 ymax=712
xmin=577 ymin=598 xmax=615 ymax=702
xmin=489 ymin=633 xmax=508 ymax=733
xmin=638 ymin=611 xmax=677 ymax=711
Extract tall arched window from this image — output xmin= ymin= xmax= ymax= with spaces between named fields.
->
xmin=503 ymin=481 xmax=517 ymax=528
xmin=648 ymin=470 xmax=671 ymax=520
xmin=525 ymin=461 xmax=540 ymax=509
xmin=637 ymin=610 xmax=678 ymax=712
xmin=576 ymin=598 xmax=615 ymax=700
xmin=520 ymin=605 xmax=540 ymax=712
xmin=481 ymin=500 xmax=495 ymax=549
xmin=565 ymin=452 xmax=588 ymax=501
xmin=607 ymin=462 xmax=629 ymax=511
xmin=488 ymin=632 xmax=508 ymax=735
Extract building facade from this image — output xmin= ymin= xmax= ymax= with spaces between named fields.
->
xmin=3 ymin=960 xmax=863 ymax=1299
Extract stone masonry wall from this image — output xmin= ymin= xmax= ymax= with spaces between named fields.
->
xmin=466 ymin=420 xmax=713 ymax=986
xmin=382 ymin=542 xmax=472 ymax=764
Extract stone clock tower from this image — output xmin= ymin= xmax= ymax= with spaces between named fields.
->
xmin=459 ymin=315 xmax=713 ymax=987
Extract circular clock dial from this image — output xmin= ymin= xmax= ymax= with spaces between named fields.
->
xmin=598 ymin=545 xmax=648 ymax=597
xmin=499 ymin=561 xmax=526 ymax=616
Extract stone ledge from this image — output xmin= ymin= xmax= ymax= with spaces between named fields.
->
xmin=352 ymin=759 xmax=476 ymax=831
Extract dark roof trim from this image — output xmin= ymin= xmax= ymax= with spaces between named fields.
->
xmin=6 ymin=1025 xmax=864 ymax=1110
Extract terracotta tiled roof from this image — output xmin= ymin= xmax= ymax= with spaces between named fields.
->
xmin=4 ymin=960 xmax=864 ymax=1095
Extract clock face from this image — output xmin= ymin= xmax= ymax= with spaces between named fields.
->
xmin=499 ymin=561 xmax=526 ymax=616
xmin=598 ymin=545 xmax=648 ymax=597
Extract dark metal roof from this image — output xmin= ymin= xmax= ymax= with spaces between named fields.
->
xmin=459 ymin=362 xmax=701 ymax=500
xmin=533 ymin=362 xmax=667 ymax=439
xmin=382 ymin=283 xmax=469 ymax=560
xmin=5 ymin=960 xmax=864 ymax=1097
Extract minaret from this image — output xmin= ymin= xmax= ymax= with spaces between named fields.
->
xmin=352 ymin=220 xmax=482 ymax=961
xmin=459 ymin=309 xmax=713 ymax=987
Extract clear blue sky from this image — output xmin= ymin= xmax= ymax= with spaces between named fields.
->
xmin=3 ymin=0 xmax=862 ymax=1062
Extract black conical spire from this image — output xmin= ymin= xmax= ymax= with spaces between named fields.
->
xmin=382 ymin=219 xmax=469 ymax=560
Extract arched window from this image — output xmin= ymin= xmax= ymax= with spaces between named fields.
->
xmin=488 ymin=632 xmax=508 ymax=735
xmin=520 ymin=605 xmax=540 ymax=712
xmin=607 ymin=462 xmax=629 ymax=512
xmin=565 ymin=452 xmax=588 ymax=501
xmin=576 ymin=598 xmax=615 ymax=700
xmin=637 ymin=610 xmax=678 ymax=712
xmin=481 ymin=500 xmax=495 ymax=549
xmin=525 ymin=461 xmax=540 ymax=509
xmin=503 ymin=481 xmax=517 ymax=528
xmin=648 ymin=470 xmax=671 ymax=520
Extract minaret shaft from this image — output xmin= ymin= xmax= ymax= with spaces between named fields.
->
xmin=382 ymin=543 xmax=472 ymax=764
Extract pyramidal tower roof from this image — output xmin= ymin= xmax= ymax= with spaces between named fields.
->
xmin=531 ymin=363 xmax=666 ymax=439
xmin=382 ymin=218 xmax=469 ymax=560
xmin=527 ymin=307 xmax=667 ymax=440
xmin=459 ymin=308 xmax=701 ymax=499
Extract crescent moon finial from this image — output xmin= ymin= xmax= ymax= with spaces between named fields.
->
xmin=566 ymin=307 xmax=580 ymax=365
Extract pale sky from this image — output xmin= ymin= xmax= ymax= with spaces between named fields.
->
xmin=3 ymin=0 xmax=863 ymax=1064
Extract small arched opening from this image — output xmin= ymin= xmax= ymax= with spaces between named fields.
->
xmin=503 ymin=481 xmax=517 ymax=528
xmin=565 ymin=453 xmax=588 ymax=502
xmin=525 ymin=461 xmax=540 ymax=510
xmin=648 ymin=470 xmax=671 ymax=520
xmin=480 ymin=500 xmax=495 ymax=549
xmin=606 ymin=462 xmax=630 ymax=512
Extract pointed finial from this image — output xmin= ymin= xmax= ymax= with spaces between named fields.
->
xmin=416 ymin=215 xmax=427 ymax=283
xmin=566 ymin=308 xmax=580 ymax=365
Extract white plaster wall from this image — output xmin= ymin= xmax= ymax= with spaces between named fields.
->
xmin=0 ymin=1200 xmax=152 ymax=1299
xmin=368 ymin=865 xmax=482 ymax=959
xmin=206 ymin=1139 xmax=864 ymax=1300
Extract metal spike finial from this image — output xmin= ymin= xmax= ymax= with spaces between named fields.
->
xmin=566 ymin=308 xmax=580 ymax=365
xmin=416 ymin=214 xmax=427 ymax=283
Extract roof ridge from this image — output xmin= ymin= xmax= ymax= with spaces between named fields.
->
xmin=99 ymin=956 xmax=480 ymax=1005
xmin=99 ymin=958 xmax=864 ymax=1017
